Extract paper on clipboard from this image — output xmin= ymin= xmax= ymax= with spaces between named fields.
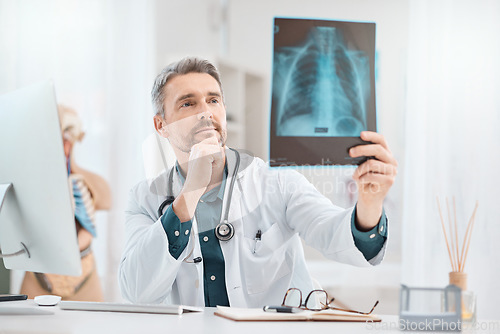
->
xmin=214 ymin=306 xmax=381 ymax=322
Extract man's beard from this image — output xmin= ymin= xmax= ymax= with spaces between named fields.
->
xmin=179 ymin=119 xmax=227 ymax=153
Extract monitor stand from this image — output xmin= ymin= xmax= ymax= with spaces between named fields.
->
xmin=0 ymin=183 xmax=47 ymax=316
xmin=0 ymin=183 xmax=30 ymax=259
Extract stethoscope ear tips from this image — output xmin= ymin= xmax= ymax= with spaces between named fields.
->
xmin=215 ymin=221 xmax=234 ymax=241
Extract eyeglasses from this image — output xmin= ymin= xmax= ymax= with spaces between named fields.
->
xmin=282 ymin=288 xmax=379 ymax=315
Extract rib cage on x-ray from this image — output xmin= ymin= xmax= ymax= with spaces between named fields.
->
xmin=274 ymin=26 xmax=370 ymax=137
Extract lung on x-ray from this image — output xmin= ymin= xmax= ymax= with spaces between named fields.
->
xmin=270 ymin=18 xmax=377 ymax=167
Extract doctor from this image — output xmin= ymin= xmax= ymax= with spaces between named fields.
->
xmin=119 ymin=57 xmax=398 ymax=307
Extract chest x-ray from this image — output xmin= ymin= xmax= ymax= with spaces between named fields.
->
xmin=270 ymin=18 xmax=377 ymax=166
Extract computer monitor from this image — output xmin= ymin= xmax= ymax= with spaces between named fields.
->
xmin=0 ymin=81 xmax=81 ymax=276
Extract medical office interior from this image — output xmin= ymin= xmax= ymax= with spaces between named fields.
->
xmin=1 ymin=0 xmax=499 ymax=321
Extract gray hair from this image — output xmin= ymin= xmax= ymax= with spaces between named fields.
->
xmin=151 ymin=57 xmax=223 ymax=117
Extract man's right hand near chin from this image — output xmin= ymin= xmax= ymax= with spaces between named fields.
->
xmin=172 ymin=135 xmax=225 ymax=222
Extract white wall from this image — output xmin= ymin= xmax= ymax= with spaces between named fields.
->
xmin=153 ymin=0 xmax=221 ymax=72
xmin=402 ymin=0 xmax=500 ymax=320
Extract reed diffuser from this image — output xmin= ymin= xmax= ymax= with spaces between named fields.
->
xmin=436 ymin=197 xmax=478 ymax=322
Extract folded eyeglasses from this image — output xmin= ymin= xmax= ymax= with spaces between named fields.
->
xmin=282 ymin=288 xmax=379 ymax=314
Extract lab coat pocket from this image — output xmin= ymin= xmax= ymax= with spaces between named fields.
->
xmin=242 ymin=223 xmax=291 ymax=295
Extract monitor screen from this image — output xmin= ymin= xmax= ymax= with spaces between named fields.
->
xmin=0 ymin=81 xmax=81 ymax=276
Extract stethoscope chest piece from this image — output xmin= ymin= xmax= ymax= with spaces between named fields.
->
xmin=215 ymin=220 xmax=234 ymax=241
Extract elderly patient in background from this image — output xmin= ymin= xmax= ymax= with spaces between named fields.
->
xmin=20 ymin=105 xmax=111 ymax=301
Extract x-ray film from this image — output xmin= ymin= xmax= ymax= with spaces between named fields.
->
xmin=270 ymin=18 xmax=377 ymax=166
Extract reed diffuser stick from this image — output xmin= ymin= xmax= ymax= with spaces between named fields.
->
xmin=446 ymin=198 xmax=458 ymax=271
xmin=458 ymin=202 xmax=477 ymax=272
xmin=453 ymin=198 xmax=460 ymax=272
xmin=461 ymin=202 xmax=478 ymax=272
xmin=437 ymin=197 xmax=455 ymax=271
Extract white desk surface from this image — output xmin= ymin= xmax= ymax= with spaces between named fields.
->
xmin=0 ymin=300 xmax=498 ymax=334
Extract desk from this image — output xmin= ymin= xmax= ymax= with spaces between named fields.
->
xmin=0 ymin=300 xmax=498 ymax=334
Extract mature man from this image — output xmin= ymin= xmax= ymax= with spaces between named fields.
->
xmin=119 ymin=57 xmax=397 ymax=308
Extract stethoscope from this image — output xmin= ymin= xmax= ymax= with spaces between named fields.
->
xmin=157 ymin=148 xmax=241 ymax=249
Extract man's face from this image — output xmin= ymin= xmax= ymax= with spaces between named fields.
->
xmin=159 ymin=72 xmax=227 ymax=153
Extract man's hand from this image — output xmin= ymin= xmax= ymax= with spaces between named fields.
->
xmin=184 ymin=135 xmax=224 ymax=192
xmin=349 ymin=131 xmax=398 ymax=230
xmin=172 ymin=135 xmax=224 ymax=222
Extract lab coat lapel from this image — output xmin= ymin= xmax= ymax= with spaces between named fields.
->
xmin=171 ymin=167 xmax=205 ymax=306
xmin=220 ymin=148 xmax=246 ymax=306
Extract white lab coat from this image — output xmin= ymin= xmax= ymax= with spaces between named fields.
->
xmin=119 ymin=148 xmax=387 ymax=307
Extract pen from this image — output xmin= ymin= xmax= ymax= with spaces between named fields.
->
xmin=263 ymin=306 xmax=303 ymax=313
xmin=253 ymin=229 xmax=261 ymax=254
